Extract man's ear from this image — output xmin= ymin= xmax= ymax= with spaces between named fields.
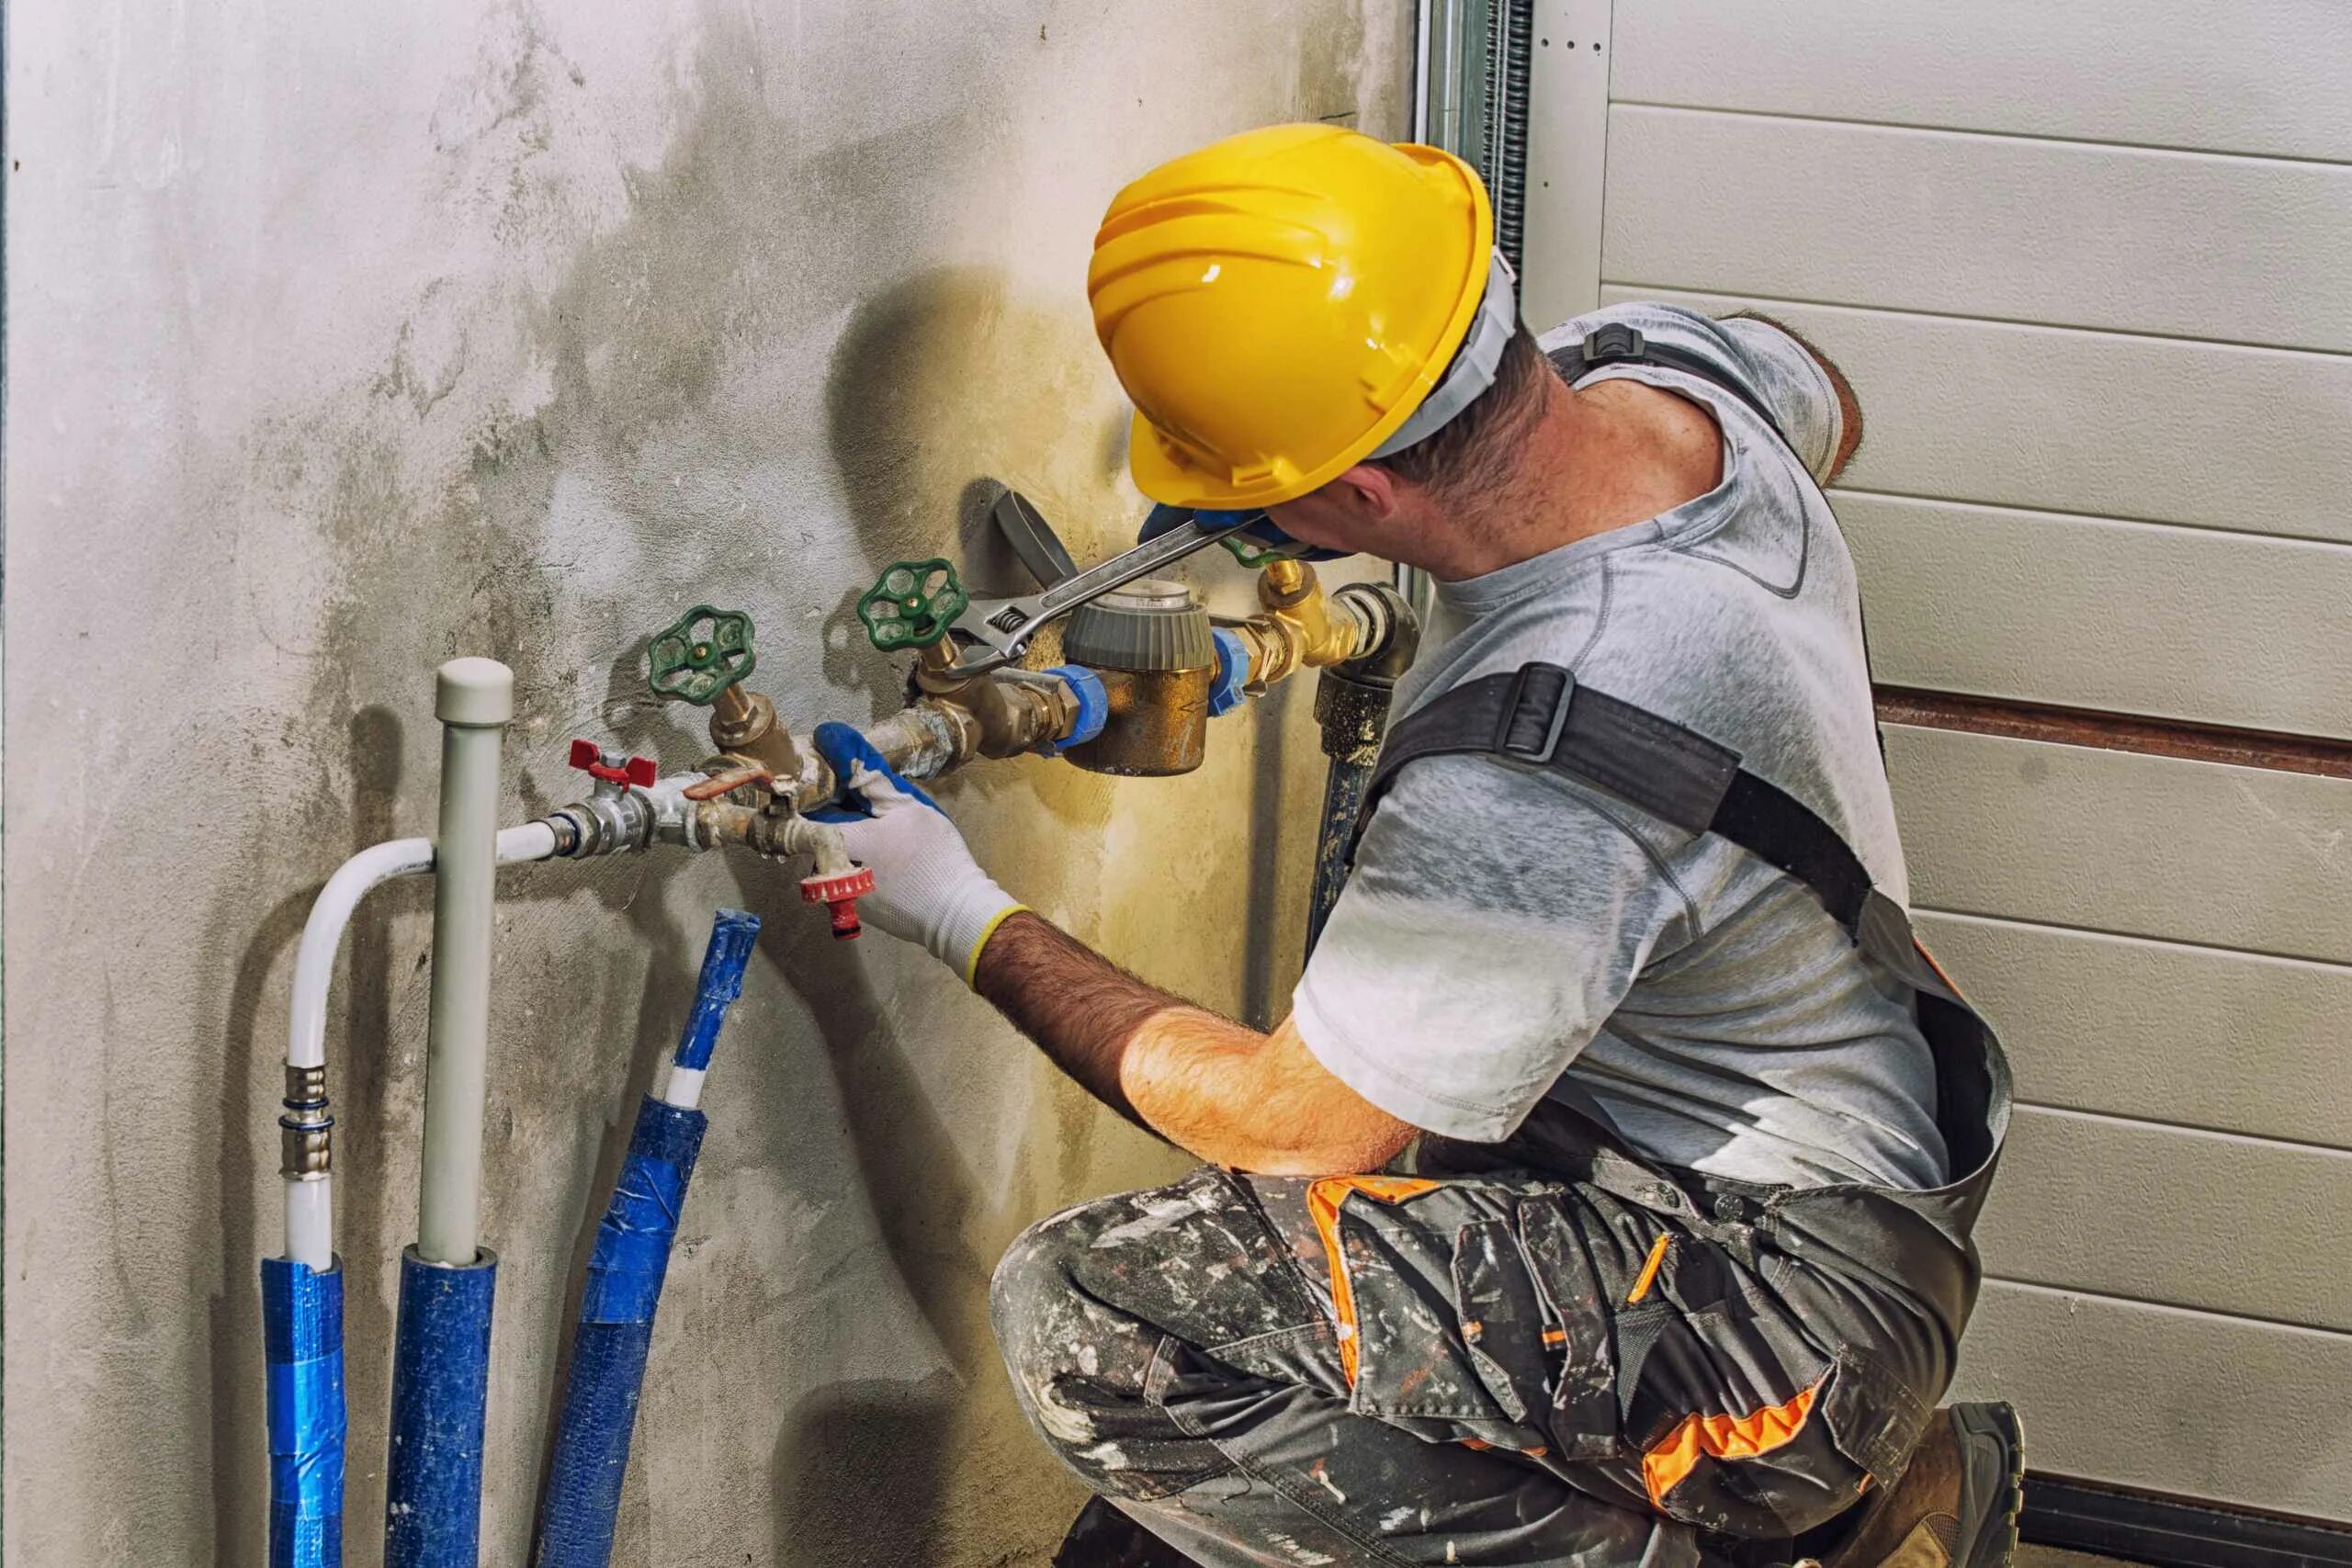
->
xmin=1330 ymin=463 xmax=1400 ymax=520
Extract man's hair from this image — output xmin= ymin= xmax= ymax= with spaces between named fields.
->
xmin=1366 ymin=323 xmax=1554 ymax=501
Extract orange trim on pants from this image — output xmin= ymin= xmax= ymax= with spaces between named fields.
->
xmin=1304 ymin=1176 xmax=1440 ymax=1386
xmin=1641 ymin=1381 xmax=1821 ymax=1506
xmin=1625 ymin=1234 xmax=1671 ymax=1303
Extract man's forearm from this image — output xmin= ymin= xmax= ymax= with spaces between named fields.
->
xmin=970 ymin=910 xmax=1182 ymax=1125
xmin=969 ymin=910 xmax=1416 ymax=1173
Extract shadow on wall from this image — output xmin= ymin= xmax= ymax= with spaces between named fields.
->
xmin=750 ymin=266 xmax=1144 ymax=1566
xmin=194 ymin=3 xmax=1224 ymax=1555
xmin=206 ymin=704 xmax=435 ymax=1564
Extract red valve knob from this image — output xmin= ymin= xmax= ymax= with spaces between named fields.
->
xmin=568 ymin=738 xmax=658 ymax=788
xmin=800 ymin=865 xmax=876 ymax=940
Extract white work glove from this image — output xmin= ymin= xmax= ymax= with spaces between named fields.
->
xmin=809 ymin=722 xmax=1025 ymax=983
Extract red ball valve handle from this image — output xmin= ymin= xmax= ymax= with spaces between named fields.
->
xmin=568 ymin=739 xmax=658 ymax=789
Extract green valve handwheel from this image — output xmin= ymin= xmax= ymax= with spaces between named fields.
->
xmin=646 ymin=605 xmax=756 ymax=705
xmin=856 ymin=558 xmax=967 ymax=650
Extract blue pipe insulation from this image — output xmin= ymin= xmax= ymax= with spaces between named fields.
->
xmin=534 ymin=908 xmax=760 ymax=1568
xmin=672 ymin=908 xmax=762 ymax=1073
xmin=262 ymin=1256 xmax=346 ymax=1568
xmin=384 ymin=1246 xmax=498 ymax=1568
xmin=534 ymin=1101 xmax=706 ymax=1567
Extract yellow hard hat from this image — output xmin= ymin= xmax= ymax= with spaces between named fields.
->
xmin=1089 ymin=122 xmax=1512 ymax=509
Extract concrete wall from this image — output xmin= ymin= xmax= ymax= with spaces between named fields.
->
xmin=2 ymin=3 xmax=1409 ymax=1562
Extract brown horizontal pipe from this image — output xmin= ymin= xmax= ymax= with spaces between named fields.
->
xmin=1874 ymin=686 xmax=2352 ymax=780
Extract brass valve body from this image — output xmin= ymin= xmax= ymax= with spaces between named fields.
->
xmin=707 ymin=684 xmax=804 ymax=784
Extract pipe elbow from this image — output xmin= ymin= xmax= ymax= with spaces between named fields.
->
xmin=1331 ymin=582 xmax=1420 ymax=684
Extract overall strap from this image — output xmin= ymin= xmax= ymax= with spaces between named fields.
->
xmin=1353 ymin=663 xmax=1877 ymax=941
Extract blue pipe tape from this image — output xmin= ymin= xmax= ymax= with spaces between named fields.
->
xmin=1207 ymin=628 xmax=1250 ymax=717
xmin=1046 ymin=665 xmax=1109 ymax=750
xmin=670 ymin=908 xmax=760 ymax=1073
xmin=262 ymin=1255 xmax=346 ymax=1568
xmin=535 ymin=1099 xmax=707 ymax=1567
xmin=384 ymin=1247 xmax=497 ymax=1568
xmin=578 ymin=1100 xmax=706 ymax=1324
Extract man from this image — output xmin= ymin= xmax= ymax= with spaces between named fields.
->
xmin=814 ymin=124 xmax=2019 ymax=1568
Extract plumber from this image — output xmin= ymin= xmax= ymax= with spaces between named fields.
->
xmin=815 ymin=124 xmax=2018 ymax=1568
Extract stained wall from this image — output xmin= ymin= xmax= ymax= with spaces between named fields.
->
xmin=2 ymin=3 xmax=1409 ymax=1560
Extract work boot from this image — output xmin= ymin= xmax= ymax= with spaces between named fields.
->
xmin=1053 ymin=1496 xmax=1201 ymax=1567
xmin=1820 ymin=1403 xmax=2024 ymax=1568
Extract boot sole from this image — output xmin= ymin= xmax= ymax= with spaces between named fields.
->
xmin=1952 ymin=1402 xmax=2026 ymax=1568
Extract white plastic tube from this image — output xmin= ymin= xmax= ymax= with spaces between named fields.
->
xmin=414 ymin=660 xmax=513 ymax=1267
xmin=280 ymin=820 xmax=557 ymax=1269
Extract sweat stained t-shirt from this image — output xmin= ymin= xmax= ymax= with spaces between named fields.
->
xmin=1291 ymin=302 xmax=1949 ymax=1191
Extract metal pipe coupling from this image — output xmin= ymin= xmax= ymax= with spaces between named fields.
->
xmin=279 ymin=1062 xmax=334 ymax=1179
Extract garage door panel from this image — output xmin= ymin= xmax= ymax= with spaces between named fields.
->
xmin=1594 ymin=287 xmax=2352 ymax=546
xmin=1840 ymin=493 xmax=2352 ymax=738
xmin=1601 ymin=106 xmax=2352 ymax=350
xmin=1885 ymin=725 xmax=2352 ymax=964
xmin=1917 ymin=913 xmax=2352 ymax=1148
xmin=1953 ymin=1282 xmax=2352 ymax=1522
xmin=1978 ymin=1108 xmax=2352 ymax=1331
xmin=1611 ymin=0 xmax=2352 ymax=164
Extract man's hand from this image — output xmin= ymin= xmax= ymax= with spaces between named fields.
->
xmin=808 ymin=723 xmax=1025 ymax=983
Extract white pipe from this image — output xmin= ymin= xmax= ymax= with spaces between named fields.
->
xmin=288 ymin=838 xmax=435 ymax=1073
xmin=415 ymin=659 xmax=514 ymax=1267
xmin=284 ymin=1176 xmax=337 ymax=1274
xmin=658 ymin=1065 xmax=707 ymax=1111
xmin=287 ymin=825 xmax=558 ymax=1071
xmin=279 ymin=822 xmax=556 ymax=1268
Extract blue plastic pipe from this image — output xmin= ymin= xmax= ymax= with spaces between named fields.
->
xmin=384 ymin=1246 xmax=499 ymax=1568
xmin=534 ymin=908 xmax=761 ymax=1568
xmin=262 ymin=1256 xmax=347 ymax=1568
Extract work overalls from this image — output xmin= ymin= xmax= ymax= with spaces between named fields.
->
xmin=991 ymin=334 xmax=2012 ymax=1568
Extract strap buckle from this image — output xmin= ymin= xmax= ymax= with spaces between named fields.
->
xmin=1498 ymin=663 xmax=1575 ymax=764
xmin=1581 ymin=322 xmax=1647 ymax=367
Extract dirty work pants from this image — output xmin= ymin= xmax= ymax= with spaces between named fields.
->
xmin=991 ymin=1164 xmax=1950 ymax=1568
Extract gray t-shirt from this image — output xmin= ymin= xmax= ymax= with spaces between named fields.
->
xmin=1292 ymin=301 xmax=1949 ymax=1191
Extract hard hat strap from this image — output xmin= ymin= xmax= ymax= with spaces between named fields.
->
xmin=1368 ymin=251 xmax=1521 ymax=462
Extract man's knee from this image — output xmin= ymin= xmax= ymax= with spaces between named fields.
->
xmin=989 ymin=1168 xmax=1317 ymax=1436
xmin=989 ymin=1197 xmax=1111 ymax=1382
xmin=989 ymin=1187 xmax=1184 ymax=1429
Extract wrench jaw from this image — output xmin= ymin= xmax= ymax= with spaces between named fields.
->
xmin=932 ymin=514 xmax=1255 ymax=681
xmin=938 ymin=596 xmax=1046 ymax=680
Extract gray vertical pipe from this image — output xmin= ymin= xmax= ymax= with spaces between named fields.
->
xmin=416 ymin=658 xmax=514 ymax=1267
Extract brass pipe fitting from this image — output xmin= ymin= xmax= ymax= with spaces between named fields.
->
xmin=909 ymin=645 xmax=1083 ymax=762
xmin=776 ymin=699 xmax=970 ymax=814
xmin=707 ymin=683 xmax=805 ymax=784
xmin=1232 ymin=560 xmax=1388 ymax=691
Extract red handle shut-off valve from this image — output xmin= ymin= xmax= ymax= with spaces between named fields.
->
xmin=569 ymin=737 xmax=870 ymax=939
xmin=567 ymin=738 xmax=658 ymax=788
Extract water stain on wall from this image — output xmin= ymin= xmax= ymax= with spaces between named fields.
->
xmin=17 ymin=0 xmax=1406 ymax=1560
